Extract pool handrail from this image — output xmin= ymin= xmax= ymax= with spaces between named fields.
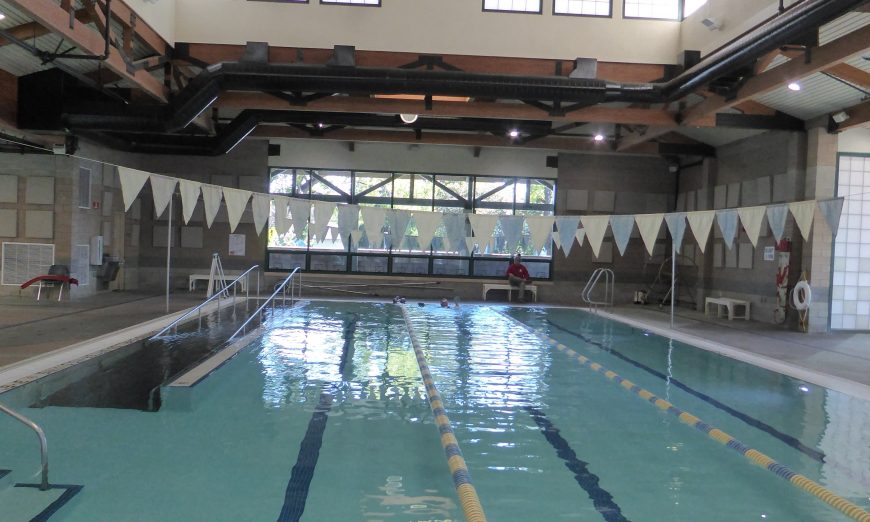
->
xmin=582 ymin=267 xmax=614 ymax=309
xmin=0 ymin=402 xmax=49 ymax=490
xmin=227 ymin=267 xmax=302 ymax=342
xmin=150 ymin=264 xmax=261 ymax=339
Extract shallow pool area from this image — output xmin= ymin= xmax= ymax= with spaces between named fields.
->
xmin=1 ymin=301 xmax=869 ymax=521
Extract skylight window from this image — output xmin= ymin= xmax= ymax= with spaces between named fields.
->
xmin=623 ymin=0 xmax=679 ymax=20
xmin=554 ymin=0 xmax=611 ymax=17
xmin=483 ymin=0 xmax=542 ymax=14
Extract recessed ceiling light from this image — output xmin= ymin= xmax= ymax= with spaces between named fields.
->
xmin=0 ymin=13 xmax=6 ymax=21
xmin=594 ymin=134 xmax=606 ymax=142
xmin=788 ymin=82 xmax=801 ymax=91
xmin=399 ymin=113 xmax=418 ymax=124
xmin=509 ymin=129 xmax=520 ymax=138
xmin=316 ymin=123 xmax=325 ymax=129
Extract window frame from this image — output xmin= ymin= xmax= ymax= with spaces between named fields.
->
xmin=320 ymin=0 xmax=381 ymax=6
xmin=622 ymin=0 xmax=682 ymax=21
xmin=482 ymin=0 xmax=543 ymax=15
xmin=552 ymin=0 xmax=613 ymax=18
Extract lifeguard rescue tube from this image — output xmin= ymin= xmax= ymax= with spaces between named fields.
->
xmin=793 ymin=280 xmax=812 ymax=311
xmin=19 ymin=275 xmax=79 ymax=290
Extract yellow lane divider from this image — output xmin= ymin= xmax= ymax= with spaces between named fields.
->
xmin=500 ymin=312 xmax=870 ymax=522
xmin=400 ymin=305 xmax=487 ymax=522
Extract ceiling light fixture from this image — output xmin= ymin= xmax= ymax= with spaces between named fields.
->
xmin=316 ymin=123 xmax=326 ymax=129
xmin=788 ymin=82 xmax=802 ymax=91
xmin=400 ymin=113 xmax=418 ymax=124
xmin=0 ymin=12 xmax=6 ymax=21
xmin=594 ymin=134 xmax=606 ymax=142
xmin=509 ymin=129 xmax=520 ymax=138
xmin=832 ymin=111 xmax=850 ymax=123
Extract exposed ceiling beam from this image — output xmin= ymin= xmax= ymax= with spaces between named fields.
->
xmin=4 ymin=0 xmax=168 ymax=101
xmin=0 ymin=69 xmax=17 ymax=128
xmin=616 ymin=126 xmax=673 ymax=151
xmin=682 ymin=23 xmax=870 ymax=125
xmin=716 ymin=111 xmax=806 ymax=131
xmin=0 ymin=9 xmax=93 ymax=47
xmin=734 ymin=100 xmax=778 ymax=115
xmin=98 ymin=0 xmax=170 ymax=55
xmin=251 ymin=125 xmax=660 ymax=154
xmin=830 ymin=99 xmax=870 ymax=132
xmin=216 ymin=93 xmax=679 ymax=127
xmin=825 ymin=62 xmax=870 ymax=89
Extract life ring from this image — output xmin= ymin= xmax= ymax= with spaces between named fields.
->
xmin=793 ymin=281 xmax=812 ymax=311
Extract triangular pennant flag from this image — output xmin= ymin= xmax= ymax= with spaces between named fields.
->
xmin=766 ymin=204 xmax=789 ymax=242
xmin=555 ymin=216 xmax=581 ymax=256
xmin=580 ymin=215 xmax=609 ymax=258
xmin=337 ymin=204 xmax=360 ymax=249
xmin=150 ymin=175 xmax=177 ymax=217
xmin=499 ymin=215 xmax=525 ymax=254
xmin=686 ymin=210 xmax=716 ymax=253
xmin=575 ymin=228 xmax=586 ymax=248
xmin=788 ymin=200 xmax=816 ymax=241
xmin=665 ymin=213 xmax=687 ymax=251
xmin=716 ymin=209 xmax=739 ymax=250
xmin=412 ymin=211 xmax=442 ymax=252
xmin=465 ymin=237 xmax=477 ymax=254
xmin=311 ymin=200 xmax=337 ymax=242
xmin=609 ymin=215 xmax=635 ymax=256
xmin=526 ymin=216 xmax=555 ymax=254
xmin=251 ymin=194 xmax=271 ymax=236
xmin=737 ymin=205 xmax=767 ymax=247
xmin=223 ymin=188 xmax=252 ymax=233
xmin=360 ymin=206 xmax=387 ymax=248
xmin=273 ymin=196 xmax=291 ymax=237
xmin=468 ymin=214 xmax=500 ymax=252
xmin=288 ymin=198 xmax=311 ymax=241
xmin=635 ymin=213 xmax=664 ymax=256
xmin=388 ymin=209 xmax=412 ymax=250
xmin=551 ymin=232 xmax=562 ymax=251
xmin=178 ymin=180 xmax=201 ymax=224
xmin=818 ymin=198 xmax=844 ymax=237
xmin=442 ymin=213 xmax=468 ymax=253
xmin=118 ymin=166 xmax=150 ymax=211
xmin=200 ymin=184 xmax=223 ymax=229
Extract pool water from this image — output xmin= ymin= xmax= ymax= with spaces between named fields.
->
xmin=0 ymin=302 xmax=868 ymax=521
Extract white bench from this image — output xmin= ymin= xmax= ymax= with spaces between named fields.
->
xmin=482 ymin=283 xmax=538 ymax=302
xmin=188 ymin=274 xmax=247 ymax=293
xmin=704 ymin=297 xmax=750 ymax=321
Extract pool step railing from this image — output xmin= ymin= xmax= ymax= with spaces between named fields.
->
xmin=0 ymin=402 xmax=49 ymax=490
xmin=150 ymin=264 xmax=262 ymax=339
xmin=227 ymin=267 xmax=302 ymax=342
xmin=581 ymin=268 xmax=614 ymax=309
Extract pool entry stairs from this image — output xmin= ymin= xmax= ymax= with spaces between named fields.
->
xmin=0 ymin=469 xmax=83 ymax=521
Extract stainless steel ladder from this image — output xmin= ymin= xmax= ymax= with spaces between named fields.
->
xmin=0 ymin=402 xmax=49 ymax=490
xmin=581 ymin=268 xmax=615 ymax=310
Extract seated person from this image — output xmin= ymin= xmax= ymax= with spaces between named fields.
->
xmin=505 ymin=254 xmax=532 ymax=302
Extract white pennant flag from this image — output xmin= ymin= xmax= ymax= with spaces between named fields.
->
xmin=575 ymin=228 xmax=586 ymax=248
xmin=737 ymin=206 xmax=767 ymax=247
xmin=716 ymin=209 xmax=739 ymax=250
xmin=818 ymin=198 xmax=844 ymax=237
xmin=388 ymin=209 xmax=412 ymax=250
xmin=360 ymin=206 xmax=387 ymax=248
xmin=118 ymin=166 xmax=150 ymax=211
xmin=223 ymin=188 xmax=252 ymax=233
xmin=665 ymin=213 xmax=687 ymax=252
xmin=337 ymin=204 xmax=360 ymax=248
xmin=288 ymin=198 xmax=311 ymax=241
xmin=580 ymin=215 xmax=610 ymax=258
xmin=465 ymin=237 xmax=477 ymax=254
xmin=551 ymin=232 xmax=562 ymax=251
xmin=686 ymin=210 xmax=716 ymax=253
xmin=499 ymin=215 xmax=525 ymax=254
xmin=251 ymin=194 xmax=271 ymax=236
xmin=766 ymin=204 xmax=789 ymax=242
xmin=311 ymin=200 xmax=337 ymax=242
xmin=200 ymin=184 xmax=223 ymax=229
xmin=788 ymin=200 xmax=816 ymax=241
xmin=468 ymin=214 xmax=500 ymax=253
xmin=555 ymin=216 xmax=581 ymax=256
xmin=149 ymin=175 xmax=177 ymax=217
xmin=412 ymin=211 xmax=442 ymax=252
xmin=273 ymin=196 xmax=291 ymax=237
xmin=635 ymin=213 xmax=664 ymax=256
xmin=526 ymin=216 xmax=555 ymax=254
xmin=178 ymin=179 xmax=201 ymax=224
xmin=609 ymin=215 xmax=635 ymax=256
xmin=442 ymin=213 xmax=468 ymax=253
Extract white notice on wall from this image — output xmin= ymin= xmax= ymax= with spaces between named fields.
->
xmin=764 ymin=246 xmax=775 ymax=261
xmin=228 ymin=234 xmax=245 ymax=256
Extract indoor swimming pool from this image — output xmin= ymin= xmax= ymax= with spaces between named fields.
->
xmin=1 ymin=301 xmax=869 ymax=521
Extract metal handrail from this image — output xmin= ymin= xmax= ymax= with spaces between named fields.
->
xmin=0 ymin=402 xmax=49 ymax=490
xmin=150 ymin=264 xmax=261 ymax=339
xmin=582 ymin=268 xmax=614 ymax=308
xmin=227 ymin=267 xmax=302 ymax=342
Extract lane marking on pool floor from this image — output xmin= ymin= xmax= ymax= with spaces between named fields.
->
xmin=546 ymin=319 xmax=826 ymax=463
xmin=525 ymin=406 xmax=629 ymax=522
xmin=400 ymin=305 xmax=488 ymax=522
xmin=14 ymin=483 xmax=84 ymax=522
xmin=277 ymin=389 xmax=334 ymax=522
xmin=497 ymin=311 xmax=870 ymax=522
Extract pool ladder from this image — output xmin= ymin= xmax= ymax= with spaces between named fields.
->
xmin=0 ymin=402 xmax=49 ymax=490
xmin=227 ymin=267 xmax=302 ymax=342
xmin=582 ymin=268 xmax=615 ymax=310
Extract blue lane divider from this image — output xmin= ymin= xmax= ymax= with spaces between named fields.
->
xmin=15 ymin=483 xmax=84 ymax=522
xmin=277 ymin=390 xmax=334 ymax=522
xmin=525 ymin=406 xmax=630 ymax=522
xmin=546 ymin=319 xmax=826 ymax=463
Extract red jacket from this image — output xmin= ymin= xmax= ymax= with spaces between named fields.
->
xmin=506 ymin=263 xmax=530 ymax=279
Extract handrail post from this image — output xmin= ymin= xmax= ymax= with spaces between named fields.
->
xmin=0 ymin=403 xmax=49 ymax=491
xmin=245 ymin=274 xmax=250 ymax=312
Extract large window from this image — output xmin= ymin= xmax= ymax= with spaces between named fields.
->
xmin=554 ymin=0 xmax=611 ymax=17
xmin=623 ymin=0 xmax=679 ymax=20
xmin=483 ymin=0 xmax=542 ymax=14
xmin=267 ymin=168 xmax=556 ymax=279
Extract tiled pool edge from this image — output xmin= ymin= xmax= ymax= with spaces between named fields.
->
xmin=591 ymin=308 xmax=870 ymax=402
